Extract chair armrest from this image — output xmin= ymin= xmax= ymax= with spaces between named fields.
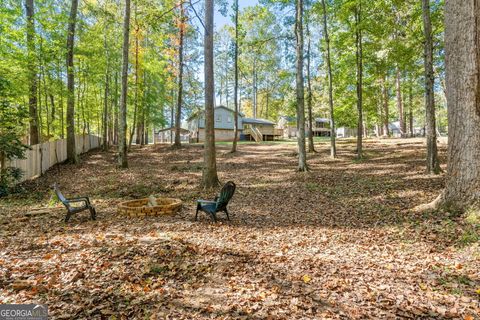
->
xmin=67 ymin=198 xmax=89 ymax=204
xmin=197 ymin=200 xmax=216 ymax=204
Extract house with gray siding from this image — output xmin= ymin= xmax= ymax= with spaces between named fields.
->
xmin=188 ymin=106 xmax=282 ymax=142
xmin=188 ymin=106 xmax=244 ymax=142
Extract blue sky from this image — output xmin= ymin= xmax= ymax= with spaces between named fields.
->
xmin=214 ymin=0 xmax=259 ymax=29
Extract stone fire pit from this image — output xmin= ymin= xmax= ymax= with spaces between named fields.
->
xmin=118 ymin=198 xmax=182 ymax=217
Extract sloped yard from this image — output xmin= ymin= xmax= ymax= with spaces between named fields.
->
xmin=0 ymin=139 xmax=479 ymax=319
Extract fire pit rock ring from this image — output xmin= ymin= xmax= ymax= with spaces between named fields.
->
xmin=118 ymin=198 xmax=183 ymax=217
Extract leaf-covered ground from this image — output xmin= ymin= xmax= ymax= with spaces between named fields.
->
xmin=1 ymin=139 xmax=479 ymax=319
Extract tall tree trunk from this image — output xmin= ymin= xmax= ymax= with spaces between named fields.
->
xmin=355 ymin=1 xmax=363 ymax=159
xmin=113 ymin=71 xmax=119 ymax=145
xmin=170 ymin=89 xmax=175 ymax=143
xmin=129 ymin=4 xmax=139 ymax=150
xmin=295 ymin=0 xmax=308 ymax=171
xmin=306 ymin=17 xmax=315 ymax=153
xmin=253 ymin=58 xmax=257 ymax=118
xmin=103 ymin=24 xmax=109 ymax=151
xmin=395 ymin=67 xmax=405 ymax=136
xmin=202 ymin=0 xmax=219 ymax=188
xmin=422 ymin=0 xmax=440 ymax=174
xmin=409 ymin=83 xmax=414 ymax=137
xmin=50 ymin=93 xmax=55 ymax=136
xmin=430 ymin=0 xmax=480 ymax=210
xmin=321 ymin=0 xmax=336 ymax=158
xmin=103 ymin=74 xmax=109 ymax=151
xmin=66 ymin=0 xmax=79 ymax=163
xmin=231 ymin=0 xmax=239 ymax=153
xmin=118 ymin=0 xmax=130 ymax=168
xmin=26 ymin=0 xmax=40 ymax=145
xmin=377 ymin=90 xmax=384 ymax=137
xmin=381 ymin=76 xmax=389 ymax=136
xmin=174 ymin=2 xmax=186 ymax=147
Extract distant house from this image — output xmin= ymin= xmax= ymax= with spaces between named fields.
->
xmin=336 ymin=127 xmax=357 ymax=138
xmin=277 ymin=116 xmax=297 ymax=138
xmin=309 ymin=118 xmax=331 ymax=137
xmin=242 ymin=118 xmax=281 ymax=142
xmin=278 ymin=116 xmax=333 ymax=138
xmin=188 ymin=106 xmax=282 ymax=142
xmin=154 ymin=127 xmax=190 ymax=144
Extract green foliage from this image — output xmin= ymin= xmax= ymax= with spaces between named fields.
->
xmin=0 ymin=75 xmax=29 ymax=196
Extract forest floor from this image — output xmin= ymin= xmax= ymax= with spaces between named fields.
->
xmin=0 ymin=138 xmax=479 ymax=319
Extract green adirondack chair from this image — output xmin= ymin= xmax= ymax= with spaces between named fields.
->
xmin=53 ymin=183 xmax=96 ymax=222
xmin=196 ymin=181 xmax=236 ymax=222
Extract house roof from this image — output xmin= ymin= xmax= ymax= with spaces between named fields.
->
xmin=279 ymin=115 xmax=296 ymax=123
xmin=315 ymin=118 xmax=330 ymax=123
xmin=243 ymin=118 xmax=276 ymax=125
xmin=187 ymin=105 xmax=245 ymax=122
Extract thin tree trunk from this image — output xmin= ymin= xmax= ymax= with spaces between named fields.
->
xmin=409 ymin=83 xmax=414 ymax=137
xmin=422 ymin=0 xmax=440 ymax=174
xmin=26 ymin=0 xmax=40 ymax=145
xmin=103 ymin=23 xmax=109 ymax=151
xmin=50 ymin=93 xmax=55 ymax=136
xmin=57 ymin=59 xmax=65 ymax=139
xmin=295 ymin=0 xmax=308 ymax=171
xmin=114 ymin=71 xmax=119 ymax=145
xmin=174 ymin=2 xmax=186 ymax=147
xmin=381 ymin=76 xmax=389 ymax=136
xmin=355 ymin=1 xmax=363 ymax=159
xmin=252 ymin=60 xmax=257 ymax=118
xmin=231 ymin=0 xmax=240 ymax=153
xmin=118 ymin=0 xmax=130 ymax=168
xmin=170 ymin=89 xmax=174 ymax=143
xmin=396 ymin=67 xmax=405 ymax=137
xmin=128 ymin=4 xmax=139 ymax=150
xmin=377 ymin=87 xmax=384 ymax=137
xmin=321 ymin=0 xmax=336 ymax=158
xmin=66 ymin=0 xmax=79 ymax=163
xmin=202 ymin=0 xmax=219 ymax=188
xmin=306 ymin=17 xmax=315 ymax=153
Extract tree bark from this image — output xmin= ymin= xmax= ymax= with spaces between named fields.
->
xmin=306 ymin=17 xmax=315 ymax=153
xmin=231 ymin=0 xmax=239 ymax=153
xmin=435 ymin=0 xmax=480 ymax=210
xmin=202 ymin=0 xmax=219 ymax=188
xmin=118 ymin=0 xmax=130 ymax=168
xmin=26 ymin=0 xmax=40 ymax=145
xmin=253 ymin=58 xmax=257 ymax=118
xmin=113 ymin=71 xmax=119 ymax=145
xmin=422 ymin=0 xmax=440 ymax=174
xmin=103 ymin=22 xmax=109 ymax=151
xmin=129 ymin=4 xmax=139 ymax=151
xmin=381 ymin=76 xmax=389 ymax=136
xmin=355 ymin=1 xmax=363 ymax=159
xmin=174 ymin=2 xmax=186 ymax=147
xmin=409 ymin=84 xmax=414 ymax=137
xmin=295 ymin=0 xmax=308 ymax=171
xmin=66 ymin=0 xmax=79 ymax=164
xmin=321 ymin=0 xmax=336 ymax=158
xmin=395 ymin=67 xmax=405 ymax=137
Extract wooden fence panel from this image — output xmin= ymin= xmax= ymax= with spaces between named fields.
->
xmin=6 ymin=135 xmax=101 ymax=183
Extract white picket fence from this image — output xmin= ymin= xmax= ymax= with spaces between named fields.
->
xmin=7 ymin=135 xmax=102 ymax=182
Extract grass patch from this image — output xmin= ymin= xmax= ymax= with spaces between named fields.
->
xmin=306 ymin=182 xmax=319 ymax=192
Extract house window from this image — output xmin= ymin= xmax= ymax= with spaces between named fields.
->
xmin=216 ymin=115 xmax=221 ymax=122
xmin=227 ymin=116 xmax=232 ymax=123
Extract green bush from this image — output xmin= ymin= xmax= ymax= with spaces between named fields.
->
xmin=0 ymin=75 xmax=29 ymax=197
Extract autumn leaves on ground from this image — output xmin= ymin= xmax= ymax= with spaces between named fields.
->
xmin=0 ymin=139 xmax=479 ymax=319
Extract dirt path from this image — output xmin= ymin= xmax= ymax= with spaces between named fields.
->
xmin=0 ymin=140 xmax=479 ymax=319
